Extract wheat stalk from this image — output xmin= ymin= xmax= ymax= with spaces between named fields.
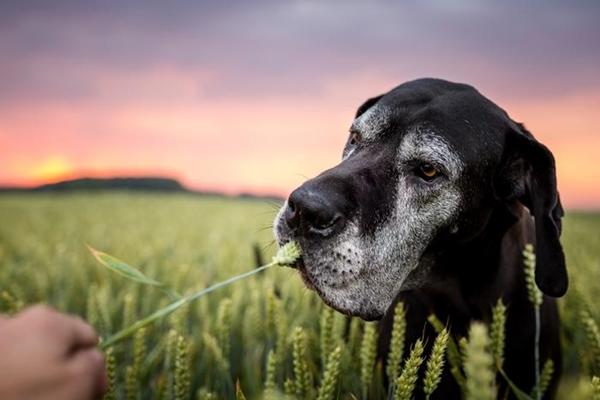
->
xmin=427 ymin=314 xmax=465 ymax=391
xmin=320 ymin=306 xmax=335 ymax=366
xmin=197 ymin=388 xmax=219 ymax=400
xmin=203 ymin=332 xmax=230 ymax=375
xmin=122 ymin=293 xmax=136 ymax=330
xmin=348 ymin=318 xmax=363 ymax=370
xmin=264 ymin=350 xmax=278 ymax=399
xmin=582 ymin=310 xmax=600 ymax=375
xmin=0 ymin=291 xmax=23 ymax=315
xmin=125 ymin=365 xmax=137 ymax=400
xmin=235 ymin=380 xmax=248 ymax=400
xmin=103 ymin=348 xmax=117 ymax=400
xmin=165 ymin=329 xmax=178 ymax=398
xmin=393 ymin=339 xmax=425 ymax=400
xmin=592 ymin=376 xmax=600 ymax=400
xmin=292 ymin=327 xmax=311 ymax=397
xmin=132 ymin=327 xmax=146 ymax=380
xmin=174 ymin=334 xmax=191 ymax=400
xmin=424 ymin=329 xmax=449 ymax=399
xmin=523 ymin=244 xmax=542 ymax=307
xmin=283 ymin=378 xmax=295 ymax=396
xmin=523 ymin=243 xmax=542 ymax=400
xmin=490 ymin=299 xmax=506 ymax=368
xmin=217 ymin=298 xmax=232 ymax=359
xmin=87 ymin=284 xmax=101 ymax=332
xmin=464 ymin=322 xmax=495 ymax=400
xmin=360 ymin=322 xmax=379 ymax=399
xmin=531 ymin=358 xmax=553 ymax=399
xmin=316 ymin=346 xmax=342 ymax=400
xmin=386 ymin=301 xmax=407 ymax=383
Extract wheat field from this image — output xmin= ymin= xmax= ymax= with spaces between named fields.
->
xmin=0 ymin=192 xmax=598 ymax=399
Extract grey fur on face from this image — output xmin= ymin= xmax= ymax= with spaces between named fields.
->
xmin=274 ymin=126 xmax=464 ymax=319
xmin=350 ymin=105 xmax=391 ymax=142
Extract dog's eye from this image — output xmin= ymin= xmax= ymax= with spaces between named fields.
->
xmin=416 ymin=163 xmax=440 ymax=181
xmin=349 ymin=132 xmax=361 ymax=146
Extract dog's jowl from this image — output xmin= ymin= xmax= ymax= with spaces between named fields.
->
xmin=274 ymin=78 xmax=566 ymax=399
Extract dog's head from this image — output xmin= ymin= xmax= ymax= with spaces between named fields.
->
xmin=274 ymin=78 xmax=567 ymax=320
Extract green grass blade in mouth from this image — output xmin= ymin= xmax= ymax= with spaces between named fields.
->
xmin=100 ymin=264 xmax=272 ymax=349
xmin=96 ymin=241 xmax=303 ymax=349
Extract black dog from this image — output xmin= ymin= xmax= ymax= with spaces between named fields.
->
xmin=274 ymin=78 xmax=566 ymax=399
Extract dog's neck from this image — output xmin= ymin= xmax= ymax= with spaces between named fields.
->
xmin=421 ymin=201 xmax=533 ymax=310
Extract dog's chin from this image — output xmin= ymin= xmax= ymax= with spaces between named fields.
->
xmin=296 ymin=259 xmax=385 ymax=321
xmin=318 ymin=290 xmax=385 ymax=321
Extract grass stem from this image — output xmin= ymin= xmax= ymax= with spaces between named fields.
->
xmin=100 ymin=263 xmax=274 ymax=349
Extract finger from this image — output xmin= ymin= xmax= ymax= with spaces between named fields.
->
xmin=20 ymin=305 xmax=98 ymax=351
xmin=64 ymin=316 xmax=99 ymax=351
xmin=66 ymin=348 xmax=108 ymax=400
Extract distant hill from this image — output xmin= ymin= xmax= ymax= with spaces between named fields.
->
xmin=32 ymin=177 xmax=185 ymax=192
xmin=0 ymin=177 xmax=283 ymax=201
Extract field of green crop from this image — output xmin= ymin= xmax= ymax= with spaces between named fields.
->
xmin=1 ymin=192 xmax=599 ymax=399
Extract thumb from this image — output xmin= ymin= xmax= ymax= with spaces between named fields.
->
xmin=66 ymin=348 xmax=108 ymax=400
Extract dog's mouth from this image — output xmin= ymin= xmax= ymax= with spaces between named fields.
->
xmin=276 ymin=230 xmax=376 ymax=318
xmin=287 ymin=248 xmax=364 ymax=317
xmin=288 ymin=256 xmax=316 ymax=290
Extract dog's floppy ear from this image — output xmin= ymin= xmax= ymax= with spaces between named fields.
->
xmin=495 ymin=123 xmax=567 ymax=297
xmin=355 ymin=95 xmax=384 ymax=118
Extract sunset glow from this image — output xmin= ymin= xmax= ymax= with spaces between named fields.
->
xmin=1 ymin=2 xmax=599 ymax=208
xmin=29 ymin=156 xmax=74 ymax=183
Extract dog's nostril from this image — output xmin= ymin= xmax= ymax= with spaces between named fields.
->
xmin=288 ymin=199 xmax=296 ymax=213
xmin=286 ymin=186 xmax=347 ymax=237
xmin=284 ymin=199 xmax=300 ymax=228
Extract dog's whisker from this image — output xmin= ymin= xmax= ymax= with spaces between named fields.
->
xmin=261 ymin=240 xmax=277 ymax=252
xmin=254 ymin=225 xmax=274 ymax=234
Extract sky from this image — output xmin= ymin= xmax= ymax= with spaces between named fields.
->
xmin=1 ymin=1 xmax=599 ymax=208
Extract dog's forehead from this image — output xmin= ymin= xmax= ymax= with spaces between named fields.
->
xmin=350 ymin=104 xmax=391 ymax=141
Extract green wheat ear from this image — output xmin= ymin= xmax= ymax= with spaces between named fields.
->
xmin=103 ymin=348 xmax=117 ymax=400
xmin=264 ymin=350 xmax=278 ymax=399
xmin=427 ymin=314 xmax=465 ymax=390
xmin=235 ymin=380 xmax=248 ymax=400
xmin=592 ymin=376 xmax=600 ymax=400
xmin=216 ymin=298 xmax=233 ymax=359
xmin=0 ymin=291 xmax=23 ymax=315
xmin=386 ymin=301 xmax=407 ymax=382
xmin=316 ymin=346 xmax=343 ymax=400
xmin=125 ymin=365 xmax=137 ymax=400
xmin=394 ymin=339 xmax=425 ymax=400
xmin=464 ymin=322 xmax=495 ymax=400
xmin=581 ymin=310 xmax=600 ymax=375
xmin=292 ymin=327 xmax=311 ymax=397
xmin=532 ymin=358 xmax=554 ymax=399
xmin=424 ymin=329 xmax=449 ymax=399
xmin=272 ymin=241 xmax=302 ymax=266
xmin=320 ymin=307 xmax=335 ymax=366
xmin=490 ymin=298 xmax=507 ymax=368
xmin=361 ymin=323 xmax=379 ymax=399
xmin=174 ymin=334 xmax=191 ymax=400
xmin=523 ymin=244 xmax=543 ymax=307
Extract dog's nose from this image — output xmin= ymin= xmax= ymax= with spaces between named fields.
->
xmin=285 ymin=186 xmax=345 ymax=237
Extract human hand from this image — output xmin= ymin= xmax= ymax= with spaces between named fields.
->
xmin=0 ymin=305 xmax=107 ymax=400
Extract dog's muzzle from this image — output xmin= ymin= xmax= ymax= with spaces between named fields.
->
xmin=283 ymin=178 xmax=350 ymax=240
